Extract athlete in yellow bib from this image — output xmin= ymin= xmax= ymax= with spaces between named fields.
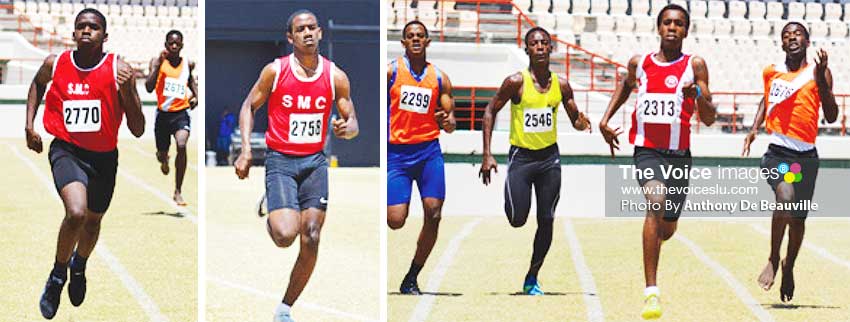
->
xmin=479 ymin=27 xmax=591 ymax=295
xmin=144 ymin=29 xmax=197 ymax=206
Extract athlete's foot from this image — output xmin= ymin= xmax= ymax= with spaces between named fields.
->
xmin=255 ymin=193 xmax=267 ymax=217
xmin=173 ymin=191 xmax=187 ymax=206
xmin=780 ymin=258 xmax=795 ymax=302
xmin=67 ymin=264 xmax=86 ymax=306
xmin=399 ymin=278 xmax=421 ymax=295
xmin=757 ymin=258 xmax=779 ymax=291
xmin=157 ymin=152 xmax=170 ymax=175
xmin=39 ymin=271 xmax=66 ymax=319
xmin=273 ymin=308 xmax=295 ymax=322
xmin=641 ymin=294 xmax=662 ymax=320
xmin=523 ymin=276 xmax=544 ymax=296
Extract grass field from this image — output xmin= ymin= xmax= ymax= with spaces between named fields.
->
xmin=205 ymin=166 xmax=380 ymax=322
xmin=0 ymin=137 xmax=198 ymax=322
xmin=390 ymin=210 xmax=850 ymax=321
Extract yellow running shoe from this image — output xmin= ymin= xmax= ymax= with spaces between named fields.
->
xmin=641 ymin=293 xmax=662 ymax=320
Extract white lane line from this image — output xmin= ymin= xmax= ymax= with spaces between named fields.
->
xmin=117 ymin=168 xmax=198 ymax=224
xmin=675 ymin=234 xmax=774 ymax=322
xmin=408 ymin=217 xmax=483 ymax=322
xmin=564 ymin=218 xmax=605 ymax=322
xmin=208 ymin=276 xmax=378 ymax=322
xmin=9 ymin=144 xmax=168 ymax=322
xmin=750 ymin=224 xmax=850 ymax=270
xmin=127 ymin=143 xmax=198 ymax=171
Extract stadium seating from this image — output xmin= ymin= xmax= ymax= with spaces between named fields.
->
xmin=8 ymin=0 xmax=197 ymax=71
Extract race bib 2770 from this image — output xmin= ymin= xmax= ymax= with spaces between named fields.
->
xmin=63 ymin=100 xmax=101 ymax=133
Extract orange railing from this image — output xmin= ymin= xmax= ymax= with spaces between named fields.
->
xmin=1 ymin=4 xmax=73 ymax=53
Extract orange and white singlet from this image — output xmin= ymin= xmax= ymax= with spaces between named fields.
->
xmin=763 ymin=63 xmax=821 ymax=151
xmin=154 ymin=58 xmax=191 ymax=112
xmin=388 ymin=56 xmax=442 ymax=145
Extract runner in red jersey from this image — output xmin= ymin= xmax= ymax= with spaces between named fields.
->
xmin=24 ymin=8 xmax=144 ymax=319
xmin=233 ymin=10 xmax=359 ymax=322
xmin=598 ymin=4 xmax=716 ymax=319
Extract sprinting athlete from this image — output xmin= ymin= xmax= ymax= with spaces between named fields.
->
xmin=479 ymin=26 xmax=591 ymax=296
xmin=742 ymin=21 xmax=837 ymax=303
xmin=233 ymin=10 xmax=359 ymax=322
xmin=598 ymin=4 xmax=716 ymax=319
xmin=145 ymin=29 xmax=198 ymax=206
xmin=25 ymin=8 xmax=144 ymax=319
xmin=387 ymin=20 xmax=456 ymax=295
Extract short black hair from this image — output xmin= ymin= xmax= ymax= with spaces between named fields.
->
xmin=657 ymin=4 xmax=689 ymax=31
xmin=286 ymin=9 xmax=317 ymax=34
xmin=524 ymin=26 xmax=551 ymax=46
xmin=165 ymin=29 xmax=183 ymax=41
xmin=781 ymin=21 xmax=810 ymax=40
xmin=75 ymin=8 xmax=107 ymax=31
xmin=402 ymin=20 xmax=429 ymax=38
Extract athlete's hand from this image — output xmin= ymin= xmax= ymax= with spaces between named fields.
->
xmin=742 ymin=131 xmax=757 ymax=157
xmin=332 ymin=118 xmax=351 ymax=139
xmin=116 ymin=64 xmax=135 ymax=89
xmin=681 ymin=81 xmax=698 ymax=99
xmin=158 ymin=50 xmax=169 ymax=63
xmin=435 ymin=110 xmax=456 ymax=133
xmin=479 ymin=154 xmax=498 ymax=185
xmin=189 ymin=97 xmax=198 ymax=110
xmin=599 ymin=122 xmax=623 ymax=159
xmin=574 ymin=112 xmax=592 ymax=133
xmin=234 ymin=152 xmax=252 ymax=179
xmin=25 ymin=128 xmax=43 ymax=153
xmin=814 ymin=48 xmax=828 ymax=78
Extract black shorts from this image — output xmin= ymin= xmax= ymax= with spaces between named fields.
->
xmin=633 ymin=146 xmax=692 ymax=222
xmin=48 ymin=139 xmax=119 ymax=214
xmin=760 ymin=144 xmax=819 ymax=218
xmin=504 ymin=144 xmax=561 ymax=226
xmin=154 ymin=110 xmax=191 ymax=152
xmin=264 ymin=150 xmax=329 ymax=212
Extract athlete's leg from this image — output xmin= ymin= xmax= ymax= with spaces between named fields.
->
xmin=526 ymin=161 xmax=560 ymax=280
xmin=387 ymin=167 xmax=414 ymax=229
xmin=760 ymin=182 xmax=793 ymax=291
xmin=267 ymin=208 xmax=301 ymax=247
xmin=504 ymin=148 xmax=533 ymax=227
xmin=412 ymin=198 xmax=442 ymax=268
xmin=55 ymin=183 xmax=88 ymax=267
xmin=173 ymin=129 xmax=189 ymax=205
xmin=282 ymin=207 xmax=325 ymax=305
xmin=154 ymin=113 xmax=171 ymax=175
xmin=642 ymin=179 xmax=671 ymax=288
xmin=403 ymin=151 xmax=446 ymax=292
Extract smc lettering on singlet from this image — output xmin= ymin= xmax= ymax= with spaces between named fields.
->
xmin=281 ymin=94 xmax=328 ymax=110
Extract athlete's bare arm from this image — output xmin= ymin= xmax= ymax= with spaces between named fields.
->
xmin=144 ymin=50 xmax=168 ymax=93
xmin=479 ymin=72 xmax=522 ymax=185
xmin=116 ymin=57 xmax=144 ymax=137
xmin=742 ymin=98 xmax=766 ymax=157
xmin=599 ymin=54 xmax=640 ymax=158
xmin=688 ymin=56 xmax=717 ymax=126
xmin=558 ymin=75 xmax=591 ymax=132
xmin=188 ymin=60 xmax=198 ymax=109
xmin=24 ymin=54 xmax=57 ymax=153
xmin=434 ymin=70 xmax=456 ymax=133
xmin=331 ymin=65 xmax=358 ymax=139
xmin=234 ymin=62 xmax=276 ymax=179
xmin=814 ymin=49 xmax=838 ymax=123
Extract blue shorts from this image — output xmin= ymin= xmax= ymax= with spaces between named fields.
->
xmin=265 ymin=150 xmax=329 ymax=212
xmin=388 ymin=139 xmax=446 ymax=205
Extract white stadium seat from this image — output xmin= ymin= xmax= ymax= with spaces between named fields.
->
xmin=707 ymin=0 xmax=725 ymax=19
xmin=805 ymin=2 xmax=823 ymax=21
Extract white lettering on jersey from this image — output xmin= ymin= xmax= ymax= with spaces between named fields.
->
xmin=66 ymin=83 xmax=90 ymax=96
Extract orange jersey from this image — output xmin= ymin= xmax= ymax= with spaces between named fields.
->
xmin=388 ymin=56 xmax=442 ymax=145
xmin=764 ymin=63 xmax=820 ymax=144
xmin=155 ymin=58 xmax=191 ymax=112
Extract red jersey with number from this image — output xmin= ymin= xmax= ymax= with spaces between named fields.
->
xmin=388 ymin=56 xmax=441 ymax=145
xmin=629 ymin=53 xmax=695 ymax=150
xmin=266 ymin=54 xmax=335 ymax=156
xmin=44 ymin=50 xmax=123 ymax=152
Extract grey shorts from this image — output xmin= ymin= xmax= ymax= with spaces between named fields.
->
xmin=264 ymin=150 xmax=329 ymax=212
